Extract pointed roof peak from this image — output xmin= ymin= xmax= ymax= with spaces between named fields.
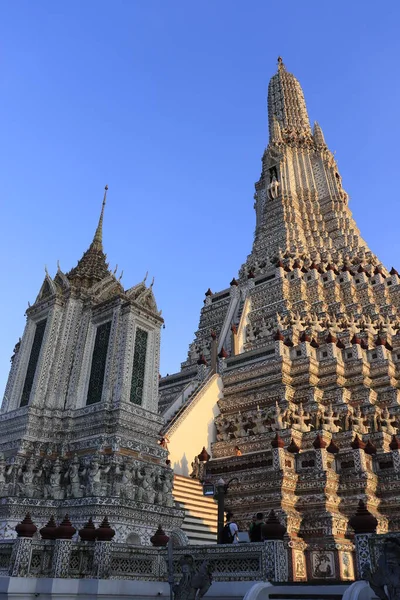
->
xmin=66 ymin=186 xmax=111 ymax=288
xmin=91 ymin=185 xmax=108 ymax=251
xmin=313 ymin=121 xmax=326 ymax=146
xmin=268 ymin=57 xmax=311 ymax=137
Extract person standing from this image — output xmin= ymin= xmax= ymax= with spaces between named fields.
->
xmin=248 ymin=514 xmax=257 ymax=541
xmin=221 ymin=512 xmax=239 ymax=544
xmin=249 ymin=512 xmax=264 ymax=542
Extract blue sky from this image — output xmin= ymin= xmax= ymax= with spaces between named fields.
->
xmin=1 ymin=1 xmax=400 ymax=393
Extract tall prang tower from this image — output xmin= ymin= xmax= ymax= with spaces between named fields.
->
xmin=0 ymin=187 xmax=184 ymax=544
xmin=160 ymin=59 xmax=400 ymax=581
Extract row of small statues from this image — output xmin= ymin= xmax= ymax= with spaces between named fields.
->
xmin=243 ymin=247 xmax=378 ymax=278
xmin=245 ymin=320 xmax=273 ymax=343
xmin=279 ymin=310 xmax=400 ymax=338
xmin=215 ymin=402 xmax=398 ymax=441
xmin=246 ymin=321 xmax=400 ymax=347
xmin=0 ymin=453 xmax=174 ymax=506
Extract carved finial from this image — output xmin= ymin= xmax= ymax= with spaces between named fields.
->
xmin=118 ymin=270 xmax=124 ymax=281
xmin=113 ymin=264 xmax=118 ymax=275
xmin=150 ymin=277 xmax=155 ymax=287
xmin=143 ymin=271 xmax=148 ymax=283
xmin=57 ymin=260 xmax=60 ymax=270
xmin=44 ymin=265 xmax=49 ymax=276
xmin=92 ymin=186 xmax=108 ymax=249
xmin=277 ymin=56 xmax=285 ymax=70
xmin=313 ymin=121 xmax=326 ymax=147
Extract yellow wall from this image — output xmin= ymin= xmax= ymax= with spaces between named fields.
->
xmin=166 ymin=374 xmax=222 ymax=476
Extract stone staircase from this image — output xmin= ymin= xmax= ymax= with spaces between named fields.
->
xmin=162 ymin=381 xmax=202 ymax=430
xmin=173 ymin=474 xmax=218 ymax=545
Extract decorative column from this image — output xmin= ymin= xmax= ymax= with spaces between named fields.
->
xmin=9 ymin=538 xmax=33 ymax=577
xmin=93 ymin=517 xmax=115 ymax=579
xmin=52 ymin=514 xmax=76 ymax=578
xmin=218 ymin=347 xmax=228 ymax=374
xmin=93 ymin=541 xmax=113 ymax=579
xmin=271 ymin=433 xmax=285 ymax=469
xmin=196 ymin=355 xmax=208 ymax=381
xmin=9 ymin=513 xmax=37 ymax=577
xmin=349 ymin=500 xmax=378 ymax=579
xmin=52 ymin=539 xmax=73 ymax=578
xmin=262 ymin=510 xmax=288 ymax=581
xmin=264 ymin=540 xmax=288 ymax=581
xmin=198 ymin=447 xmax=211 ymax=482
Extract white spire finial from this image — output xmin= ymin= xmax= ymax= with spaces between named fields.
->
xmin=92 ymin=185 xmax=108 ymax=248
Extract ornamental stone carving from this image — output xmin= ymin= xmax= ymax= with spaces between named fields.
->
xmin=158 ymin=59 xmax=400 ymax=581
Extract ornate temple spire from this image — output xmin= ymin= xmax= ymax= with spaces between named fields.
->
xmin=313 ymin=121 xmax=326 ymax=147
xmin=66 ymin=186 xmax=110 ymax=288
xmin=268 ymin=57 xmax=311 ymax=138
xmin=91 ymin=185 xmax=108 ymax=251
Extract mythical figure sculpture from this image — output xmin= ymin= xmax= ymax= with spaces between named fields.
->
xmin=155 ymin=470 xmax=164 ymax=504
xmin=381 ymin=407 xmax=398 ymax=436
xmin=215 ymin=420 xmax=224 ymax=442
xmin=18 ymin=457 xmax=42 ymax=498
xmin=322 ymin=404 xmax=341 ymax=434
xmin=190 ymin=456 xmax=200 ymax=480
xmin=65 ymin=454 xmax=84 ymax=498
xmin=135 ymin=467 xmax=146 ymax=501
xmin=85 ymin=456 xmax=110 ymax=496
xmin=136 ymin=466 xmax=156 ymax=503
xmin=368 ymin=410 xmax=383 ymax=433
xmin=173 ymin=555 xmax=213 ymax=600
xmin=259 ymin=318 xmax=271 ymax=338
xmin=236 ymin=413 xmax=247 ymax=437
xmin=352 ymin=406 xmax=369 ymax=435
xmin=226 ymin=420 xmax=238 ymax=439
xmin=162 ymin=468 xmax=175 ymax=507
xmin=215 ymin=419 xmax=230 ymax=442
xmin=190 ymin=559 xmax=213 ymax=599
xmin=45 ymin=458 xmax=64 ymax=499
xmin=245 ymin=323 xmax=256 ymax=343
xmin=0 ymin=456 xmax=12 ymax=498
xmin=120 ymin=462 xmax=136 ymax=500
xmin=292 ymin=403 xmax=313 ymax=433
xmin=173 ymin=555 xmax=195 ymax=600
xmin=143 ymin=467 xmax=156 ymax=503
xmin=365 ymin=537 xmax=400 ymax=600
xmin=271 ymin=401 xmax=289 ymax=431
xmin=253 ymin=410 xmax=266 ymax=435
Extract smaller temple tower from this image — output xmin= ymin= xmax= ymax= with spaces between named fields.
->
xmin=0 ymin=187 xmax=184 ymax=543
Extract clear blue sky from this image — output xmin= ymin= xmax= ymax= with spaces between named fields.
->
xmin=1 ymin=1 xmax=400 ymax=394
